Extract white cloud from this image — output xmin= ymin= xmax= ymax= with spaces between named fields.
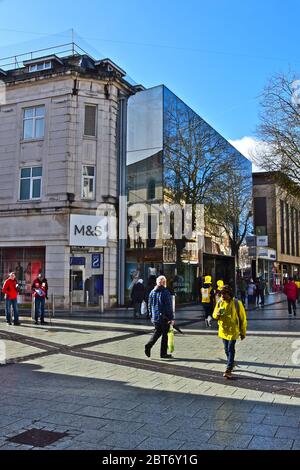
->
xmin=229 ymin=136 xmax=265 ymax=172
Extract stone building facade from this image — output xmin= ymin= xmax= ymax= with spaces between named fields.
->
xmin=0 ymin=53 xmax=135 ymax=307
xmin=253 ymin=172 xmax=300 ymax=288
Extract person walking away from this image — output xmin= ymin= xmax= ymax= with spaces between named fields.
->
xmin=247 ymin=279 xmax=256 ymax=308
xmin=2 ymin=272 xmax=21 ymax=325
xmin=215 ymin=279 xmax=224 ymax=303
xmin=283 ymin=277 xmax=298 ymax=316
xmin=201 ymin=275 xmax=215 ymax=327
xmin=131 ymin=279 xmax=146 ymax=318
xmin=32 ymin=276 xmax=47 ymax=324
xmin=145 ymin=275 xmax=174 ymax=359
xmin=295 ymin=278 xmax=300 ymax=304
xmin=213 ymin=285 xmax=247 ymax=379
xmin=258 ymin=277 xmax=266 ymax=307
xmin=237 ymin=277 xmax=247 ymax=305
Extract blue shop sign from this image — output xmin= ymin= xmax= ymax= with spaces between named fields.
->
xmin=92 ymin=253 xmax=101 ymax=269
xmin=70 ymin=257 xmax=86 ymax=266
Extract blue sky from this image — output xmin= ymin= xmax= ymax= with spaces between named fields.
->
xmin=1 ymin=0 xmax=300 ymax=156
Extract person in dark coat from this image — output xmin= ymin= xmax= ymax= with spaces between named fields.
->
xmin=131 ymin=279 xmax=146 ymax=318
xmin=145 ymin=275 xmax=174 ymax=359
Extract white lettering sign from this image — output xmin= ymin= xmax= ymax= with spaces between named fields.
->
xmin=69 ymin=215 xmax=108 ymax=247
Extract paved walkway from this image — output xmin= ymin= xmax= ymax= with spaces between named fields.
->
xmin=0 ymin=296 xmax=299 ymax=451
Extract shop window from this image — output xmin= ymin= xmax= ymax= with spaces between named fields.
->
xmin=82 ymin=165 xmax=95 ymax=199
xmin=20 ymin=167 xmax=42 ymax=200
xmin=23 ymin=106 xmax=45 ymax=140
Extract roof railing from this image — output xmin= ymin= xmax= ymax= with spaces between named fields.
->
xmin=0 ymin=42 xmax=92 ymax=70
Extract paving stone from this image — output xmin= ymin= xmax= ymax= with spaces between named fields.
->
xmin=171 ymin=428 xmax=214 ymax=443
xmin=102 ymin=432 xmax=146 ymax=449
xmin=75 ymin=405 xmax=112 ymax=419
xmin=263 ymin=415 xmax=300 ymax=427
xmin=136 ymin=436 xmax=184 ymax=450
xmin=102 ymin=420 xmax=144 ymax=434
xmin=275 ymin=426 xmax=300 ymax=439
xmin=252 ymin=403 xmax=287 ymax=415
xmin=104 ymin=399 xmax=140 ymax=411
xmin=237 ymin=423 xmax=278 ymax=437
xmin=200 ymin=419 xmax=241 ymax=433
xmin=227 ymin=412 xmax=265 ymax=424
xmin=179 ymin=442 xmax=225 ymax=450
xmin=71 ymin=429 xmax=112 ymax=443
xmin=292 ymin=440 xmax=300 ymax=450
xmin=248 ymin=436 xmax=293 ymax=450
xmin=164 ymin=416 xmax=207 ymax=430
xmin=208 ymin=431 xmax=253 ymax=449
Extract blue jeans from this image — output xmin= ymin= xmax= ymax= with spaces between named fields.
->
xmin=35 ymin=297 xmax=45 ymax=322
xmin=5 ymin=298 xmax=19 ymax=323
xmin=222 ymin=339 xmax=236 ymax=370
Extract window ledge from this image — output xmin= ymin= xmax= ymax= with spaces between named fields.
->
xmin=18 ymin=199 xmax=41 ymax=203
xmin=83 ymin=135 xmax=97 ymax=140
xmin=20 ymin=138 xmax=44 ymax=144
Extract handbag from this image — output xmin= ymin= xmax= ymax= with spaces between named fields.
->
xmin=168 ymin=326 xmax=175 ymax=353
xmin=140 ymin=300 xmax=147 ymax=315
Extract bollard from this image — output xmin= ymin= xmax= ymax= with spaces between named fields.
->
xmin=51 ymin=293 xmax=55 ymax=318
xmin=99 ymin=295 xmax=104 ymax=313
xmin=86 ymin=291 xmax=89 ymax=309
xmin=31 ymin=296 xmax=35 ymax=320
xmin=70 ymin=290 xmax=73 ymax=314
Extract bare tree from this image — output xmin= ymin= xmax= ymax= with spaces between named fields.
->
xmin=256 ymin=72 xmax=300 ymax=199
xmin=206 ymin=160 xmax=252 ymax=268
xmin=163 ymin=97 xmax=252 ymax=269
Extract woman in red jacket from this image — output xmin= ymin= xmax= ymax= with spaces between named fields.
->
xmin=2 ymin=272 xmax=20 ymax=325
xmin=283 ymin=277 xmax=298 ymax=316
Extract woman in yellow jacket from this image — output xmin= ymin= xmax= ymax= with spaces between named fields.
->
xmin=213 ymin=284 xmax=247 ymax=379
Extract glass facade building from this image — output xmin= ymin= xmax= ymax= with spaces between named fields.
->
xmin=126 ymin=85 xmax=252 ymax=302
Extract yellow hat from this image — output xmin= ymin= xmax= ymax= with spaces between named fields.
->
xmin=217 ymin=280 xmax=224 ymax=288
xmin=204 ymin=275 xmax=212 ymax=284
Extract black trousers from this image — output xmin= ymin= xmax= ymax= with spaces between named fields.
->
xmin=288 ymin=299 xmax=296 ymax=315
xmin=146 ymin=321 xmax=170 ymax=357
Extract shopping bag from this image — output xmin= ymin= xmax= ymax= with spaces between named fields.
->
xmin=168 ymin=326 xmax=175 ymax=353
xmin=140 ymin=300 xmax=147 ymax=315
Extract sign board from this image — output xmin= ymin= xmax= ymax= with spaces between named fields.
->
xmin=70 ymin=257 xmax=86 ymax=266
xmin=248 ymin=247 xmax=256 ymax=257
xmin=257 ymin=236 xmax=268 ymax=247
xmin=91 ymin=253 xmax=101 ymax=269
xmin=246 ymin=236 xmax=256 ymax=247
xmin=257 ymin=247 xmax=276 ymax=260
xmin=69 ymin=214 xmax=108 ymax=247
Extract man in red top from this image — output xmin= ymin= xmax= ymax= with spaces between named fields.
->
xmin=2 ymin=272 xmax=20 ymax=325
xmin=32 ymin=274 xmax=47 ymax=325
xmin=283 ymin=277 xmax=298 ymax=316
